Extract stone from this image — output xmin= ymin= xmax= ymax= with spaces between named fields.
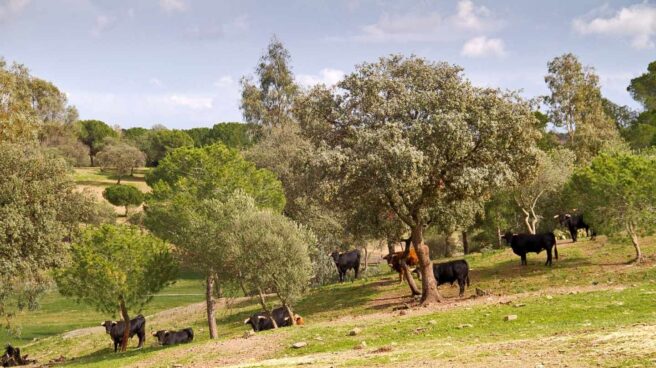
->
xmin=457 ymin=324 xmax=473 ymax=329
xmin=292 ymin=342 xmax=308 ymax=349
xmin=242 ymin=330 xmax=255 ymax=339
xmin=354 ymin=341 xmax=367 ymax=350
xmin=514 ymin=303 xmax=526 ymax=307
xmin=475 ymin=288 xmax=488 ymax=296
xmin=504 ymin=315 xmax=518 ymax=321
xmin=428 ymin=320 xmax=437 ymax=325
xmin=349 ymin=327 xmax=362 ymax=336
xmin=546 ymin=295 xmax=553 ymax=300
xmin=399 ymin=310 xmax=407 ymax=316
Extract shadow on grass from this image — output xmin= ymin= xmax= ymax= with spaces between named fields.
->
xmin=60 ymin=344 xmax=166 ymax=366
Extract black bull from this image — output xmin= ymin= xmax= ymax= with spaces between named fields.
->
xmin=101 ymin=314 xmax=146 ymax=352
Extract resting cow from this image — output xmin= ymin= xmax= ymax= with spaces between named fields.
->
xmin=554 ymin=213 xmax=594 ymax=242
xmin=244 ymin=307 xmax=304 ymax=332
xmin=152 ymin=328 xmax=194 ymax=346
xmin=502 ymin=232 xmax=558 ymax=266
xmin=330 ymin=249 xmax=361 ymax=282
xmin=383 ymin=247 xmax=419 ymax=282
xmin=432 ymin=259 xmax=470 ymax=297
xmin=101 ymin=314 xmax=146 ymax=352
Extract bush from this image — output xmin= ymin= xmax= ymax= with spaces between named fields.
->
xmin=102 ymin=185 xmax=144 ymax=216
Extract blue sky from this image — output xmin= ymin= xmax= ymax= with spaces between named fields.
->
xmin=1 ymin=0 xmax=655 ymax=129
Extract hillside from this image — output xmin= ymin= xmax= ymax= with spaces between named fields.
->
xmin=3 ymin=234 xmax=655 ymax=367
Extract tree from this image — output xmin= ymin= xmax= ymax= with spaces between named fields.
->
xmin=0 ymin=58 xmax=77 ymax=143
xmin=76 ymin=120 xmax=119 ymax=166
xmin=231 ymin=206 xmax=315 ymax=326
xmin=628 ymin=60 xmax=656 ymax=111
xmin=513 ymin=148 xmax=575 ymax=234
xmin=544 ymin=53 xmax=622 ymax=163
xmin=206 ymin=122 xmax=258 ymax=149
xmin=96 ymin=143 xmax=146 ymax=183
xmin=184 ymin=127 xmax=211 ymax=147
xmin=123 ymin=127 xmax=149 ymax=148
xmin=296 ymin=55 xmax=540 ymax=304
xmin=55 ymin=225 xmax=177 ymax=351
xmin=567 ymin=151 xmax=656 ymax=263
xmin=241 ymin=36 xmax=299 ymax=128
xmin=39 ymin=122 xmax=90 ymax=166
xmin=143 ymin=129 xmax=193 ymax=166
xmin=103 ymin=185 xmax=144 ymax=216
xmin=144 ymin=144 xmax=285 ymax=338
xmin=0 ymin=143 xmax=94 ymax=323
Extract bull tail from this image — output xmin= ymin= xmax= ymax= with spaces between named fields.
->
xmin=466 ymin=274 xmax=470 ymax=287
xmin=550 ymin=232 xmax=558 ymax=260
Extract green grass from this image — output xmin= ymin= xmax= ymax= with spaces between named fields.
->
xmin=73 ymin=167 xmax=150 ymax=192
xmin=4 ymin=235 xmax=656 ymax=367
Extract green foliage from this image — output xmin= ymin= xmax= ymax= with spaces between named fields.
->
xmin=146 ymin=143 xmax=285 ymax=211
xmin=567 ymin=151 xmax=656 ymax=260
xmin=628 ymin=60 xmax=656 ymax=111
xmin=241 ymin=36 xmax=299 ymax=128
xmin=102 ymin=185 xmax=144 ymax=216
xmin=622 ymin=110 xmax=656 ymax=149
xmin=184 ymin=127 xmax=211 ymax=147
xmin=142 ymin=129 xmax=193 ymax=166
xmin=231 ymin=207 xmax=315 ymax=307
xmin=206 ymin=122 xmax=257 ymax=149
xmin=76 ymin=120 xmax=118 ymax=165
xmin=0 ymin=58 xmax=77 ymax=143
xmin=39 ymin=122 xmax=90 ymax=166
xmin=544 ymin=53 xmax=622 ymax=163
xmin=96 ymin=143 xmax=146 ymax=183
xmin=122 ymin=127 xmax=149 ymax=147
xmin=55 ymin=225 xmax=178 ymax=316
xmin=0 ymin=143 xmax=93 ymax=318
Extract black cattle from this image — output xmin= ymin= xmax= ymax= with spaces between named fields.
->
xmin=152 ymin=328 xmax=194 ymax=346
xmin=2 ymin=345 xmax=35 ymax=367
xmin=502 ymin=232 xmax=558 ymax=266
xmin=554 ymin=213 xmax=594 ymax=242
xmin=243 ymin=307 xmax=304 ymax=332
xmin=432 ymin=260 xmax=470 ymax=297
xmin=330 ymin=249 xmax=361 ymax=282
xmin=101 ymin=314 xmax=146 ymax=352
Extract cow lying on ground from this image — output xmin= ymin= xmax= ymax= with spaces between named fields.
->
xmin=1 ymin=345 xmax=36 ymax=367
xmin=502 ymin=232 xmax=558 ymax=266
xmin=244 ymin=307 xmax=305 ymax=332
xmin=330 ymin=249 xmax=361 ymax=282
xmin=383 ymin=247 xmax=419 ymax=282
xmin=554 ymin=213 xmax=594 ymax=242
xmin=101 ymin=314 xmax=146 ymax=352
xmin=152 ymin=328 xmax=194 ymax=346
xmin=432 ymin=259 xmax=470 ymax=297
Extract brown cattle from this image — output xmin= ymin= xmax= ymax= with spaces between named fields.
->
xmin=383 ymin=246 xmax=419 ymax=282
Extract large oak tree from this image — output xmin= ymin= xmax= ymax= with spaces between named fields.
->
xmin=296 ymin=55 xmax=540 ymax=304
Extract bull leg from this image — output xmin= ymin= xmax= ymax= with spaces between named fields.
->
xmin=570 ymin=227 xmax=577 ymax=242
xmin=114 ymin=340 xmax=119 ymax=353
xmin=458 ymin=278 xmax=465 ymax=297
xmin=545 ymin=248 xmax=552 ymax=266
xmin=354 ymin=264 xmax=360 ymax=280
xmin=137 ymin=332 xmax=145 ymax=348
xmin=521 ymin=254 xmax=527 ymax=266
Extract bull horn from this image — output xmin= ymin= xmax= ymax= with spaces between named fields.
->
xmin=565 ymin=214 xmax=571 ymax=218
xmin=152 ymin=332 xmax=157 ymax=336
xmin=257 ymin=316 xmax=268 ymax=320
xmin=100 ymin=322 xmax=105 ymax=326
xmin=243 ymin=318 xmax=250 ymax=324
xmin=553 ymin=215 xmax=560 ymax=219
xmin=283 ymin=317 xmax=290 ymax=321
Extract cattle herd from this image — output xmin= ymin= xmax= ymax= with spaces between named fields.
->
xmin=77 ymin=212 xmax=590 ymax=353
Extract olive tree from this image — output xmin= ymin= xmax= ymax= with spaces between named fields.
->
xmin=96 ymin=143 xmax=146 ymax=183
xmin=513 ymin=148 xmax=575 ymax=234
xmin=567 ymin=151 xmax=656 ymax=263
xmin=296 ymin=55 xmax=540 ymax=304
xmin=230 ymin=206 xmax=315 ymax=325
xmin=144 ymin=144 xmax=285 ymax=338
xmin=0 ymin=143 xmax=95 ymax=323
xmin=103 ymin=185 xmax=144 ymax=216
xmin=55 ymin=225 xmax=177 ymax=351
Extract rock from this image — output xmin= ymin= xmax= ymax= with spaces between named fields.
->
xmin=172 ymin=365 xmax=183 ymax=368
xmin=475 ymin=288 xmax=488 ymax=296
xmin=546 ymin=295 xmax=553 ymax=300
xmin=414 ymin=327 xmax=426 ymax=334
xmin=513 ymin=303 xmax=526 ymax=307
xmin=373 ymin=346 xmax=393 ymax=353
xmin=292 ymin=342 xmax=308 ymax=349
xmin=314 ymin=336 xmax=323 ymax=341
xmin=349 ymin=327 xmax=362 ymax=336
xmin=457 ymin=324 xmax=473 ymax=329
xmin=535 ymin=364 xmax=545 ymax=368
xmin=243 ymin=330 xmax=255 ymax=339
xmin=428 ymin=320 xmax=437 ymax=325
xmin=504 ymin=315 xmax=518 ymax=321
xmin=592 ymin=281 xmax=599 ymax=285
xmin=354 ymin=341 xmax=367 ymax=350
xmin=399 ymin=310 xmax=407 ymax=316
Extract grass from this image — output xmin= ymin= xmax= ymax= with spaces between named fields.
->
xmin=6 ymin=226 xmax=656 ymax=366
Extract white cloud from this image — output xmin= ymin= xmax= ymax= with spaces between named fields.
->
xmin=214 ymin=75 xmax=236 ymax=88
xmin=185 ymin=15 xmax=250 ymax=40
xmin=297 ymin=68 xmax=345 ymax=87
xmin=160 ymin=0 xmax=187 ymax=13
xmin=353 ymin=0 xmax=501 ymax=43
xmin=127 ymin=8 xmax=135 ymax=18
xmin=573 ymin=3 xmax=656 ymax=49
xmin=168 ymin=95 xmax=213 ymax=110
xmin=91 ymin=15 xmax=116 ymax=36
xmin=0 ymin=0 xmax=31 ymax=22
xmin=149 ymin=78 xmax=164 ymax=88
xmin=461 ymin=36 xmax=506 ymax=58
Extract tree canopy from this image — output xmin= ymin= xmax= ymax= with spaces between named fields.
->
xmin=628 ymin=60 xmax=656 ymax=111
xmin=96 ymin=142 xmax=146 ymax=183
xmin=103 ymin=185 xmax=144 ymax=216
xmin=76 ymin=120 xmax=118 ymax=166
xmin=296 ymin=55 xmax=541 ymax=303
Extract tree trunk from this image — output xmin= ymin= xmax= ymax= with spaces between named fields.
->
xmin=205 ymin=274 xmax=218 ymax=339
xmin=363 ymin=245 xmax=369 ymax=271
xmin=90 ymin=154 xmax=94 ymax=167
xmin=237 ymin=271 xmax=249 ymax=297
xmin=283 ymin=302 xmax=296 ymax=326
xmin=387 ymin=240 xmax=396 ymax=255
xmin=257 ymin=287 xmax=277 ymax=328
xmin=627 ymin=223 xmax=643 ymax=263
xmin=462 ymin=231 xmax=469 ymax=255
xmin=497 ymin=227 xmax=502 ymax=248
xmin=117 ymin=175 xmax=122 ymax=184
xmin=118 ymin=296 xmax=130 ymax=352
xmin=213 ymin=275 xmax=223 ymax=298
xmin=444 ymin=234 xmax=450 ymax=258
xmin=522 ymin=209 xmax=535 ymax=234
xmin=125 ymin=206 xmax=129 ymax=217
xmin=411 ymin=225 xmax=442 ymax=304
xmin=130 ymin=166 xmax=135 ymax=176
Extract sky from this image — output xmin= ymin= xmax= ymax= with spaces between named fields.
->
xmin=1 ymin=0 xmax=655 ymax=129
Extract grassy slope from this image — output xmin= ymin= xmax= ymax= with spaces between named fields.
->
xmin=6 ymin=168 xmax=654 ymax=367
